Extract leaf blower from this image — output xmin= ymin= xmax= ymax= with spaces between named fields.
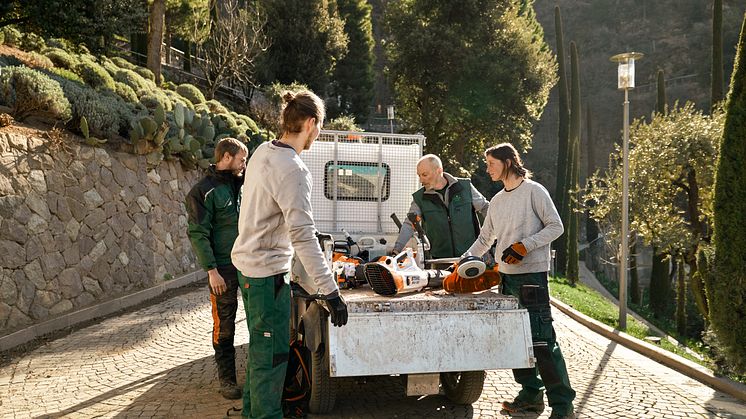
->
xmin=364 ymin=249 xmax=448 ymax=296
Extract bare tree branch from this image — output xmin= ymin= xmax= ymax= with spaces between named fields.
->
xmin=193 ymin=0 xmax=269 ymax=99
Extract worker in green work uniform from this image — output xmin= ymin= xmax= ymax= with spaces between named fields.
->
xmin=231 ymin=89 xmax=348 ymax=419
xmin=186 ymin=137 xmax=248 ymax=400
xmin=464 ymin=143 xmax=576 ymax=419
xmin=392 ymin=154 xmax=489 ymax=258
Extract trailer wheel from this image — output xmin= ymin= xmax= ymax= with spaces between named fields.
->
xmin=308 ymin=346 xmax=336 ymax=413
xmin=440 ymin=370 xmax=486 ymax=404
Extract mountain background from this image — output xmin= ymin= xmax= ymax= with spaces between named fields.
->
xmin=527 ymin=0 xmax=746 ymax=190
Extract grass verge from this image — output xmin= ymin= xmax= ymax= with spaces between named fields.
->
xmin=548 ymin=277 xmax=710 ymax=366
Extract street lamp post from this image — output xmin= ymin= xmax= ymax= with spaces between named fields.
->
xmin=610 ymin=52 xmax=643 ymax=330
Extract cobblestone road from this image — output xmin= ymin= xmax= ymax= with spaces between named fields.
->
xmin=1 ymin=286 xmax=745 ymax=419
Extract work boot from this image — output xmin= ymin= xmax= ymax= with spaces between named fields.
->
xmin=219 ymin=380 xmax=242 ymax=400
xmin=501 ymin=395 xmax=545 ymax=414
xmin=548 ymin=409 xmax=575 ymax=419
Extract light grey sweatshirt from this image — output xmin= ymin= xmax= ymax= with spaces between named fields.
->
xmin=231 ymin=141 xmax=339 ymax=296
xmin=464 ymin=178 xmax=563 ymax=274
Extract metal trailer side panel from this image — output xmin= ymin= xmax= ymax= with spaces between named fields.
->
xmin=326 ymin=309 xmax=534 ymax=377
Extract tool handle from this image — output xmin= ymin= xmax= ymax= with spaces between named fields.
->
xmin=390 ymin=213 xmax=403 ymax=231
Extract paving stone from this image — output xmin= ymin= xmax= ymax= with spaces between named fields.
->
xmin=1 ymin=290 xmax=745 ymax=418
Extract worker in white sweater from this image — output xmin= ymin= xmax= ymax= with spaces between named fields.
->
xmin=231 ymin=90 xmax=348 ymax=419
xmin=464 ymin=143 xmax=576 ymax=419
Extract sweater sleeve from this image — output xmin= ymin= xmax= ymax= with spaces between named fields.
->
xmin=185 ymin=187 xmax=217 ymax=270
xmin=276 ymin=168 xmax=339 ymax=296
xmin=464 ymin=203 xmax=497 ymax=257
xmin=393 ymin=200 xmax=420 ymax=252
xmin=521 ymin=185 xmax=564 ymax=253
xmin=470 ymin=183 xmax=490 ymax=218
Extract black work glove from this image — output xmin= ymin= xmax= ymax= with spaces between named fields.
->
xmin=326 ymin=294 xmax=349 ymax=327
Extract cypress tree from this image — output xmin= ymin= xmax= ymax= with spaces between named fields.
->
xmin=656 ymin=69 xmax=666 ymax=115
xmin=676 ymin=258 xmax=687 ymax=337
xmin=332 ymin=0 xmax=375 ymax=123
xmin=554 ymin=6 xmax=570 ymax=275
xmin=711 ymin=11 xmax=746 ymax=373
xmin=650 ymin=69 xmax=671 ymax=318
xmin=712 ymin=0 xmax=724 ymax=107
xmin=585 ymin=107 xmax=599 ymax=244
xmin=565 ymin=41 xmax=580 ymax=284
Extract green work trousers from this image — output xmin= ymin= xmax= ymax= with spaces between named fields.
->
xmin=238 ymin=272 xmax=290 ymax=419
xmin=501 ymin=271 xmax=576 ymax=416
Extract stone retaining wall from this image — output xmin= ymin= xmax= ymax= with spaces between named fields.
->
xmin=0 ymin=132 xmax=201 ymax=335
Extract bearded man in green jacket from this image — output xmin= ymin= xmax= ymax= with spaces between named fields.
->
xmin=186 ymin=137 xmax=247 ymax=400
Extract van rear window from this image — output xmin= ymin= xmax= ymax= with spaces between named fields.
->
xmin=324 ymin=161 xmax=390 ymax=201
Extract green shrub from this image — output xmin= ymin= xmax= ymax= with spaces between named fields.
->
xmin=712 ymin=12 xmax=746 ymax=374
xmin=234 ymin=114 xmax=260 ymax=133
xmin=56 ymin=77 xmax=134 ymax=139
xmin=325 ymin=115 xmax=362 ymax=132
xmin=161 ymin=80 xmax=177 ymax=91
xmin=0 ymin=66 xmax=71 ymax=121
xmin=44 ymin=48 xmax=78 ymax=69
xmin=113 ymin=69 xmax=152 ymax=94
xmin=206 ymin=99 xmax=229 ymax=115
xmin=176 ymin=84 xmax=206 ymax=105
xmin=111 ymin=57 xmax=136 ymax=70
xmin=45 ymin=38 xmax=76 ymax=52
xmin=134 ymin=67 xmax=155 ymax=82
xmin=44 ymin=67 xmax=83 ymax=83
xmin=0 ymin=31 xmax=4 ymax=45
xmin=164 ymin=89 xmax=193 ymax=109
xmin=139 ymin=90 xmax=173 ymax=111
xmin=20 ymin=32 xmax=46 ymax=52
xmin=99 ymin=57 xmax=122 ymax=77
xmin=1 ymin=27 xmax=21 ymax=47
xmin=74 ymin=58 xmax=116 ymax=91
xmin=114 ymin=81 xmax=139 ymax=103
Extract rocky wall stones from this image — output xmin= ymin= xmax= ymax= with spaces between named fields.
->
xmin=0 ymin=132 xmax=201 ymax=333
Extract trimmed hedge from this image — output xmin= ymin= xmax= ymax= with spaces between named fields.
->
xmin=74 ymin=58 xmax=116 ymax=91
xmin=111 ymin=56 xmax=137 ymax=70
xmin=139 ymin=90 xmax=173 ymax=111
xmin=176 ymin=83 xmax=206 ymax=105
xmin=0 ymin=66 xmax=71 ymax=121
xmin=134 ymin=67 xmax=155 ymax=82
xmin=45 ymin=67 xmax=83 ymax=83
xmin=113 ymin=68 xmax=152 ymax=94
xmin=114 ymin=81 xmax=139 ymax=103
xmin=1 ymin=27 xmax=21 ymax=47
xmin=43 ymin=48 xmax=78 ymax=69
xmin=20 ymin=32 xmax=46 ymax=52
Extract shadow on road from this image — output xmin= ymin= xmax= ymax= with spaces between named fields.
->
xmin=38 ymin=343 xmax=476 ymax=419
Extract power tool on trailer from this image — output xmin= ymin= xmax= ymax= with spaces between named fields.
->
xmin=364 ymin=250 xmax=488 ymax=296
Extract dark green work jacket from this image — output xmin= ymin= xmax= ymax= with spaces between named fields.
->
xmin=412 ymin=178 xmax=479 ymax=258
xmin=185 ymin=165 xmax=242 ymax=270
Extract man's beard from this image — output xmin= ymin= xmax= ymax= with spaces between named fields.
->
xmin=304 ymin=132 xmax=314 ymax=150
